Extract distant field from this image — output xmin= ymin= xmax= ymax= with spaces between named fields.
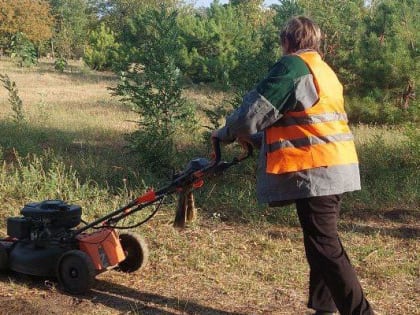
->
xmin=0 ymin=58 xmax=134 ymax=141
xmin=0 ymin=58 xmax=418 ymax=314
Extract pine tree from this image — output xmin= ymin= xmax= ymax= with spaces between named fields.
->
xmin=112 ymin=6 xmax=196 ymax=170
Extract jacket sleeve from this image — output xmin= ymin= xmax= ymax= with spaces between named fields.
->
xmin=215 ymin=89 xmax=282 ymax=143
xmin=215 ymin=57 xmax=299 ymax=143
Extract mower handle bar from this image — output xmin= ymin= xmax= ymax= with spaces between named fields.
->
xmin=74 ymin=137 xmax=253 ymax=234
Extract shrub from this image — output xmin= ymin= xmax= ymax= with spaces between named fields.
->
xmin=54 ymin=57 xmax=68 ymax=72
xmin=350 ymin=124 xmax=420 ymax=210
xmin=345 ymin=95 xmax=418 ymax=125
xmin=10 ymin=32 xmax=37 ymax=67
xmin=84 ymin=23 xmax=120 ymax=71
xmin=177 ymin=2 xmax=278 ymax=89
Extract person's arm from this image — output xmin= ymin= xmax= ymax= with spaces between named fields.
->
xmin=213 ymin=89 xmax=283 ymax=143
xmin=214 ymin=55 xmax=311 ymax=143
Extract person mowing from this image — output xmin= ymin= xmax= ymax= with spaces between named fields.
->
xmin=211 ymin=16 xmax=374 ymax=315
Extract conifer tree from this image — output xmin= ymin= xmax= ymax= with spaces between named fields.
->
xmin=112 ymin=6 xmax=196 ymax=170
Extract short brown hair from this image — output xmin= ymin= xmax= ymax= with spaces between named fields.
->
xmin=280 ymin=16 xmax=321 ymax=53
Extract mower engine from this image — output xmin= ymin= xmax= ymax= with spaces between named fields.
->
xmin=7 ymin=200 xmax=81 ymax=244
xmin=4 ymin=200 xmax=81 ymax=277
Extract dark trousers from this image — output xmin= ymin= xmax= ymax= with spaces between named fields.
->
xmin=295 ymin=195 xmax=374 ymax=315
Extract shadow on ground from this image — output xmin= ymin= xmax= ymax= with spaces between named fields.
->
xmin=0 ymin=272 xmax=243 ymax=315
xmin=88 ymin=279 xmax=244 ymax=315
xmin=340 ymin=208 xmax=419 ymax=239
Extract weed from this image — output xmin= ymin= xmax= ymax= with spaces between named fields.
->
xmin=34 ymin=93 xmax=51 ymax=124
xmin=0 ymin=73 xmax=26 ymax=124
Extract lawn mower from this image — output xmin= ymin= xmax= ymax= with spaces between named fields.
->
xmin=0 ymin=139 xmax=252 ymax=294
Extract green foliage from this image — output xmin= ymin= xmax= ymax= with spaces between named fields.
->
xmin=345 ymin=95 xmax=418 ymax=124
xmin=90 ymin=0 xmax=177 ymax=32
xmin=352 ymin=125 xmax=420 ymax=210
xmin=84 ymin=23 xmax=120 ymax=71
xmin=177 ymin=2 xmax=278 ymax=89
xmin=270 ymin=0 xmax=419 ymax=123
xmin=10 ymin=32 xmax=38 ymax=67
xmin=294 ymin=0 xmax=365 ymax=89
xmin=0 ymin=0 xmax=413 ymax=129
xmin=50 ymin=0 xmax=92 ymax=58
xmin=402 ymin=123 xmax=420 ymax=168
xmin=112 ymin=6 xmax=196 ymax=171
xmin=272 ymin=0 xmax=304 ymax=28
xmin=229 ymin=6 xmax=280 ymax=91
xmin=0 ymin=73 xmax=25 ymax=124
xmin=355 ymin=0 xmax=419 ymax=101
xmin=93 ymin=0 xmax=416 ymax=124
xmin=202 ymin=103 xmax=234 ymax=131
xmin=54 ymin=56 xmax=68 ymax=72
xmin=201 ymin=101 xmax=235 ymax=146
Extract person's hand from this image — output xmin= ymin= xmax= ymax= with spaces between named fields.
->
xmin=236 ymin=137 xmax=253 ymax=161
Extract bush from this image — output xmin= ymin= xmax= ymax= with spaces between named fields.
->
xmin=84 ymin=23 xmax=120 ymax=71
xmin=10 ymin=32 xmax=37 ymax=67
xmin=177 ymin=2 xmax=278 ymax=89
xmin=54 ymin=57 xmax=68 ymax=72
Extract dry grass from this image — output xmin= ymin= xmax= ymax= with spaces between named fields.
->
xmin=0 ymin=58 xmax=140 ymax=188
xmin=0 ymin=58 xmax=136 ymax=134
xmin=0 ymin=59 xmax=418 ymax=314
xmin=0 ymin=213 xmax=418 ymax=314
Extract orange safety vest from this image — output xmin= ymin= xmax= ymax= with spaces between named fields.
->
xmin=265 ymin=52 xmax=358 ymax=174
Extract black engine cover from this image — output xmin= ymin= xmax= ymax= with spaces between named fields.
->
xmin=21 ymin=200 xmax=82 ymax=229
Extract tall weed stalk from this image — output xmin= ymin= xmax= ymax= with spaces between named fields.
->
xmin=0 ymin=73 xmax=25 ymax=124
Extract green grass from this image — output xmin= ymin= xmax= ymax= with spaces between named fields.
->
xmin=349 ymin=123 xmax=419 ymax=211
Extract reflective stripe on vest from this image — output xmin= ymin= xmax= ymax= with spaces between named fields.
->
xmin=266 ymin=52 xmax=358 ymax=174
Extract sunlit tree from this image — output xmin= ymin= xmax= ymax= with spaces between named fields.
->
xmin=0 ymin=0 xmax=54 ymax=47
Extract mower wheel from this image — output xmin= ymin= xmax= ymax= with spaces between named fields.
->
xmin=0 ymin=245 xmax=8 ymax=270
xmin=117 ymin=232 xmax=149 ymax=273
xmin=57 ymin=250 xmax=96 ymax=294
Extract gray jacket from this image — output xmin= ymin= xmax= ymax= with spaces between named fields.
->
xmin=215 ymin=54 xmax=361 ymax=204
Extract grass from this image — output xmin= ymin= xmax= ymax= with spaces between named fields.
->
xmin=350 ymin=123 xmax=419 ymax=211
xmin=0 ymin=58 xmax=418 ymax=314
xmin=0 ymin=57 xmax=143 ymax=189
